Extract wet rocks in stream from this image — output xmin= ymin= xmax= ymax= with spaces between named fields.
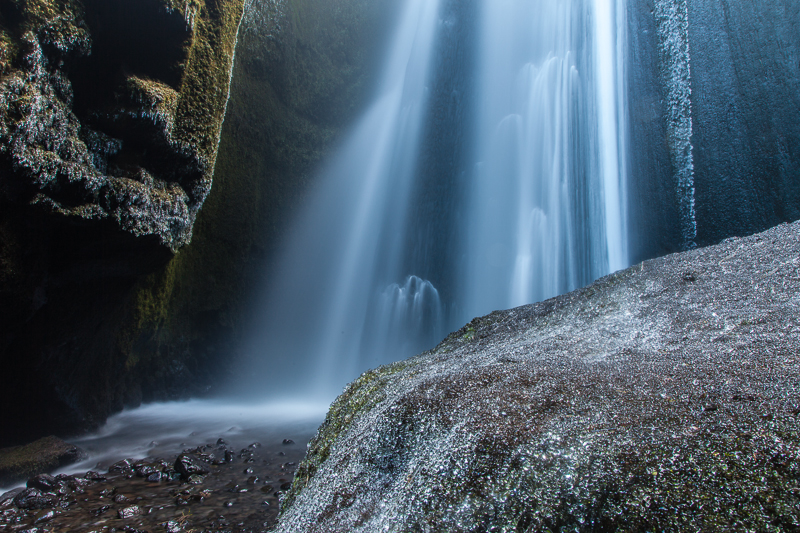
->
xmin=0 ymin=435 xmax=309 ymax=532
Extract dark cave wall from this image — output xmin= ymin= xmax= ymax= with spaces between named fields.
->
xmin=0 ymin=0 xmax=243 ymax=446
xmin=0 ymin=0 xmax=390 ymax=446
xmin=628 ymin=0 xmax=800 ymax=261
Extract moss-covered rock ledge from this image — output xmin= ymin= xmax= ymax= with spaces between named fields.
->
xmin=0 ymin=0 xmax=246 ymax=445
xmin=276 ymin=220 xmax=800 ymax=532
xmin=0 ymin=0 xmax=245 ymax=250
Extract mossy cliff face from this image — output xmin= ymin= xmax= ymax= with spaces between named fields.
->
xmin=123 ymin=0 xmax=393 ymax=397
xmin=0 ymin=0 xmax=244 ymax=250
xmin=0 ymin=0 xmax=245 ymax=445
xmin=0 ymin=0 xmax=390 ymax=445
xmin=276 ymin=221 xmax=800 ymax=532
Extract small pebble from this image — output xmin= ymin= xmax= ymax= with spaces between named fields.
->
xmin=90 ymin=504 xmax=110 ymax=517
xmin=117 ymin=505 xmax=142 ymax=519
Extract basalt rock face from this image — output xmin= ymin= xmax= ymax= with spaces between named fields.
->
xmin=276 ymin=220 xmax=800 ymax=532
xmin=627 ymin=0 xmax=800 ymax=260
xmin=0 ymin=0 xmax=246 ymax=445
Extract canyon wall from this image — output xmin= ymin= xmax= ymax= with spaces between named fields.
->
xmin=0 ymin=0 xmax=388 ymax=445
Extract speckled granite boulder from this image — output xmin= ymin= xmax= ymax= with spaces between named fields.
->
xmin=277 ymin=220 xmax=800 ymax=532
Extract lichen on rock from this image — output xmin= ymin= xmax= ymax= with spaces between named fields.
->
xmin=0 ymin=0 xmax=245 ymax=251
xmin=276 ymin=221 xmax=800 ymax=532
xmin=0 ymin=0 xmax=246 ymax=446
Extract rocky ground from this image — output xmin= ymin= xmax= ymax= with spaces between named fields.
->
xmin=0 ymin=435 xmax=309 ymax=533
xmin=274 ymin=220 xmax=800 ymax=532
xmin=5 ymin=221 xmax=800 ymax=533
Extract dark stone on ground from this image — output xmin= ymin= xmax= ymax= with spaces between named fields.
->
xmin=25 ymin=474 xmax=60 ymax=493
xmin=174 ymin=454 xmax=210 ymax=480
xmin=117 ymin=504 xmax=142 ymax=519
xmin=0 ymin=436 xmax=85 ymax=486
xmin=0 ymin=434 xmax=310 ymax=531
xmin=12 ymin=488 xmax=57 ymax=510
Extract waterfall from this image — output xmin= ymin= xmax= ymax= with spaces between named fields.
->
xmin=239 ymin=0 xmax=443 ymax=398
xmin=462 ymin=0 xmax=629 ymax=318
xmin=239 ymin=0 xmax=630 ymax=399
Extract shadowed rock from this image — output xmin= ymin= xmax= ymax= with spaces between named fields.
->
xmin=0 ymin=436 xmax=84 ymax=487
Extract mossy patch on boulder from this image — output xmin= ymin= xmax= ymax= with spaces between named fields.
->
xmin=0 ymin=436 xmax=84 ymax=487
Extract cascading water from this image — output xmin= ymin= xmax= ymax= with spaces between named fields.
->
xmin=237 ymin=0 xmax=444 ymax=399
xmin=462 ymin=0 xmax=629 ymax=317
xmin=238 ymin=0 xmax=630 ymax=399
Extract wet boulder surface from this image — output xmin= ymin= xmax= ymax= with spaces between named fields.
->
xmin=0 ymin=435 xmax=308 ymax=532
xmin=276 ymin=220 xmax=800 ymax=532
xmin=0 ymin=436 xmax=85 ymax=487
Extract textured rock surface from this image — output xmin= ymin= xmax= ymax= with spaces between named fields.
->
xmin=0 ymin=0 xmax=246 ymax=445
xmin=0 ymin=436 xmax=84 ymax=486
xmin=277 ymin=220 xmax=800 ymax=532
xmin=627 ymin=0 xmax=800 ymax=260
xmin=0 ymin=0 xmax=245 ymax=250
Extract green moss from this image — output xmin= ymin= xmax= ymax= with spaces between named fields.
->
xmin=9 ymin=0 xmax=91 ymax=54
xmin=0 ymin=29 xmax=16 ymax=74
xmin=0 ymin=435 xmax=83 ymax=486
xmin=126 ymin=76 xmax=180 ymax=130
xmin=170 ymin=0 xmax=246 ymax=197
xmin=284 ymin=359 xmax=418 ymax=511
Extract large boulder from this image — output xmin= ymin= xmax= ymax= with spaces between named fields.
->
xmin=0 ymin=436 xmax=84 ymax=487
xmin=276 ymin=220 xmax=800 ymax=532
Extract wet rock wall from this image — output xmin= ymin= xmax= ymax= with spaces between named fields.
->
xmin=0 ymin=0 xmax=246 ymax=445
xmin=628 ymin=0 xmax=800 ymax=260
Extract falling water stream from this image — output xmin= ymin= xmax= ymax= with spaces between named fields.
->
xmin=239 ymin=0 xmax=629 ymax=399
xmin=21 ymin=0 xmax=631 ymax=481
xmin=237 ymin=0 xmax=445 ymax=399
xmin=464 ymin=0 xmax=628 ymax=315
